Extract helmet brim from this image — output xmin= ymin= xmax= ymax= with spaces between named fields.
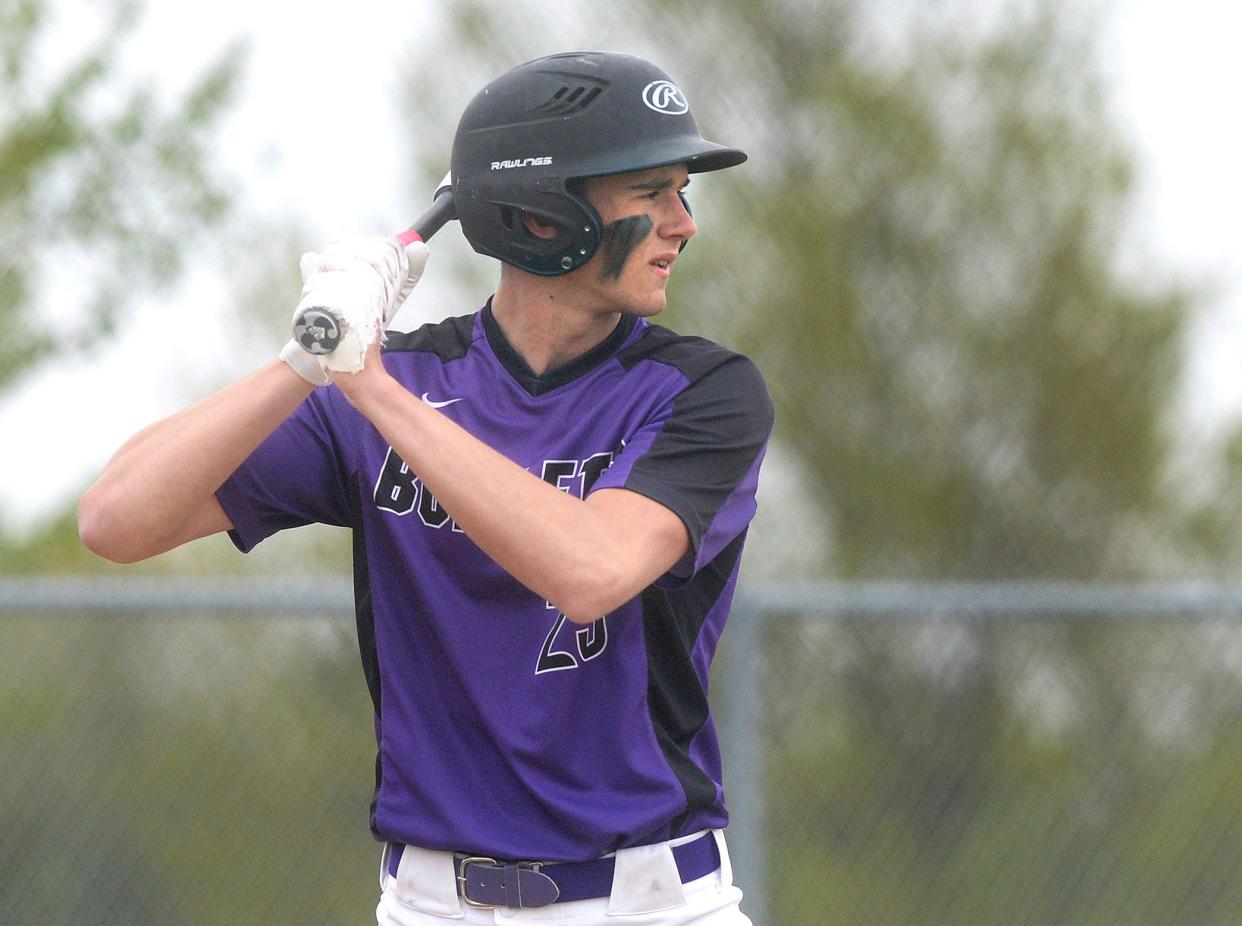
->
xmin=567 ymin=137 xmax=747 ymax=181
xmin=686 ymin=145 xmax=748 ymax=174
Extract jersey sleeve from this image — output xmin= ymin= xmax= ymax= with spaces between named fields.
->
xmin=215 ymin=390 xmax=356 ymax=553
xmin=591 ymin=353 xmax=774 ymax=583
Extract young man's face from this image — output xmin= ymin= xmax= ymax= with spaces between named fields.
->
xmin=573 ymin=163 xmax=697 ymax=317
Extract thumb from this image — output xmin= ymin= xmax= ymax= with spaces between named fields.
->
xmin=403 ymin=240 xmax=430 ymax=286
xmin=387 ymin=239 xmax=429 ymax=327
xmin=298 ymin=251 xmax=322 ymax=283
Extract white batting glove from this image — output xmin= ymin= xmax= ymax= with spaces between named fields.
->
xmin=279 ymin=237 xmax=429 ymax=384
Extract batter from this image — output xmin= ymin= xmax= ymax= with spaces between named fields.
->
xmin=79 ymin=52 xmax=771 ymax=925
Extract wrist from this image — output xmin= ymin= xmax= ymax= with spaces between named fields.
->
xmin=279 ymin=338 xmax=331 ymax=386
xmin=332 ymin=358 xmax=402 ymax=415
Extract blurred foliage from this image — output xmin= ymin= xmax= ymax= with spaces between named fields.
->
xmin=0 ymin=613 xmax=377 ymax=925
xmin=755 ymin=611 xmax=1242 ymax=925
xmin=0 ymin=0 xmax=245 ymax=390
xmin=707 ymin=2 xmax=1178 ymax=581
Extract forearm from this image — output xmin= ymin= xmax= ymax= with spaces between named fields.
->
xmin=348 ymin=373 xmax=686 ymax=622
xmin=79 ymin=361 xmax=315 ymax=562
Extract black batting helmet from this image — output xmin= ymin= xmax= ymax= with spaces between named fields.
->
xmin=450 ymin=51 xmax=747 ymax=276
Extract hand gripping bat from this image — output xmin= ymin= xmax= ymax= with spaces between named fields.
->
xmin=292 ymin=174 xmax=456 ymax=355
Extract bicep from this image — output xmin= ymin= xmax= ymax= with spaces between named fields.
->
xmin=592 ymin=355 xmax=774 ymax=578
xmin=585 ymin=487 xmax=690 ymax=584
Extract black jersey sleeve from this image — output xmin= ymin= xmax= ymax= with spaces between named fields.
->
xmin=593 ymin=335 xmax=774 ymax=582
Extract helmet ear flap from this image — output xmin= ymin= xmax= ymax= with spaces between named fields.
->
xmin=495 ymin=189 xmax=603 ymax=276
xmin=552 ymin=191 xmax=604 ymax=274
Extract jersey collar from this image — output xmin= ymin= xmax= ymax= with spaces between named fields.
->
xmin=481 ymin=298 xmax=639 ymax=397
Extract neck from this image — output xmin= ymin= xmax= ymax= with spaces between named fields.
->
xmin=490 ymin=272 xmax=622 ymax=375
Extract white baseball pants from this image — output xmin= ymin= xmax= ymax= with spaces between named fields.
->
xmin=375 ymin=830 xmax=753 ymax=926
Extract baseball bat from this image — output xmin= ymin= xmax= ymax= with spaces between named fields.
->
xmin=292 ymin=174 xmax=457 ymax=355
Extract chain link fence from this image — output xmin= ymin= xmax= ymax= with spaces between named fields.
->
xmin=717 ymin=583 xmax=1242 ymax=926
xmin=6 ymin=578 xmax=1242 ymax=925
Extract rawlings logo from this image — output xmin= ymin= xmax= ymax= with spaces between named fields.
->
xmin=490 ymin=156 xmax=553 ymax=170
xmin=641 ymin=80 xmax=689 ymax=115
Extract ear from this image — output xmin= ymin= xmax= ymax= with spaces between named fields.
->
xmin=520 ymin=212 xmax=560 ymax=241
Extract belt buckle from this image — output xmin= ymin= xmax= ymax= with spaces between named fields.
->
xmin=457 ymin=856 xmax=557 ymax=909
xmin=457 ymin=856 xmax=498 ymax=909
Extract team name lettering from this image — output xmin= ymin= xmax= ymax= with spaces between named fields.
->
xmin=372 ymin=447 xmax=464 ymax=531
xmin=373 ymin=448 xmax=615 ymax=520
xmin=539 ymin=452 xmax=615 ymax=497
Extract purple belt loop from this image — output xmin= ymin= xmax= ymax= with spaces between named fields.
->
xmin=386 ymin=842 xmax=404 ymax=879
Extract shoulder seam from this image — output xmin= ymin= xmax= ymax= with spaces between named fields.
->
xmin=383 ymin=313 xmax=478 ymax=361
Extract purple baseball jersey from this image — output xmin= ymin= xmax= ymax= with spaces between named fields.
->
xmin=216 ymin=302 xmax=773 ymax=862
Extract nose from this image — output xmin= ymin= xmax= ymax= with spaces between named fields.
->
xmin=661 ymin=192 xmax=697 ymax=243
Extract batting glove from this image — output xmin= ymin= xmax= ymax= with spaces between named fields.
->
xmin=280 ymin=237 xmax=430 ymax=384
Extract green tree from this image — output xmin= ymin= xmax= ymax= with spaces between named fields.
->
xmin=690 ymin=1 xmax=1195 ymax=582
xmin=0 ymin=0 xmax=244 ymax=391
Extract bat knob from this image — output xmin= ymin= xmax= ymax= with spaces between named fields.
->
xmin=293 ymin=307 xmax=342 ymax=354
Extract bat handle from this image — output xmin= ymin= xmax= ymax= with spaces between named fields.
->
xmin=398 ymin=189 xmax=457 ymax=245
xmin=292 ymin=187 xmax=457 ymax=355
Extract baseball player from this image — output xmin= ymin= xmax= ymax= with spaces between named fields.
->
xmin=79 ymin=51 xmax=773 ymax=925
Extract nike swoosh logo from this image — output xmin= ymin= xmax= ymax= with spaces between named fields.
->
xmin=421 ymin=392 xmax=464 ymax=409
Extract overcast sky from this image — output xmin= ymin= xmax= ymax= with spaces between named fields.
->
xmin=1102 ymin=0 xmax=1242 ymax=431
xmin=1 ymin=0 xmax=1240 ymax=532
